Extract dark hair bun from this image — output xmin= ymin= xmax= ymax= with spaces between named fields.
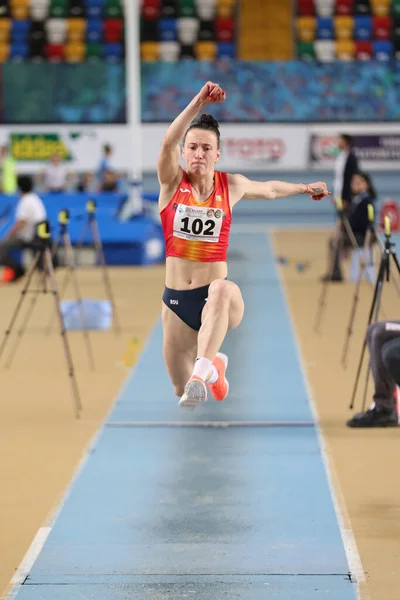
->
xmin=199 ymin=114 xmax=219 ymax=131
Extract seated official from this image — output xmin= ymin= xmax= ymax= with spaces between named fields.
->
xmin=322 ymin=171 xmax=377 ymax=282
xmin=347 ymin=320 xmax=400 ymax=428
xmin=0 ymin=175 xmax=46 ymax=282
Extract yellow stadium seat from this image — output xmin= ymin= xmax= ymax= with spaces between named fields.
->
xmin=195 ymin=41 xmax=217 ymax=60
xmin=335 ymin=15 xmax=354 ymax=40
xmin=296 ymin=16 xmax=316 ymax=42
xmin=65 ymin=42 xmax=86 ymax=62
xmin=0 ymin=19 xmax=11 ymax=43
xmin=217 ymin=3 xmax=234 ymax=17
xmin=11 ymin=2 xmax=29 ymax=19
xmin=140 ymin=41 xmax=159 ymax=62
xmin=0 ymin=43 xmax=10 ymax=62
xmin=370 ymin=0 xmax=391 ymax=15
xmin=336 ymin=39 xmax=356 ymax=60
xmin=67 ymin=18 xmax=86 ymax=42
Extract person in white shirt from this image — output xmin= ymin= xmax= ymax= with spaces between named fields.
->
xmin=42 ymin=152 xmax=70 ymax=192
xmin=0 ymin=175 xmax=47 ymax=281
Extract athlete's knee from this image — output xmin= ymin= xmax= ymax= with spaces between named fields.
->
xmin=208 ymin=279 xmax=233 ymax=307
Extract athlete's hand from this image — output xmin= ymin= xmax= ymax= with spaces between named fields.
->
xmin=302 ymin=182 xmax=331 ymax=201
xmin=198 ymin=81 xmax=226 ymax=105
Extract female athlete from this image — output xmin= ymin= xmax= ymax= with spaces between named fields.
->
xmin=158 ymin=81 xmax=330 ymax=409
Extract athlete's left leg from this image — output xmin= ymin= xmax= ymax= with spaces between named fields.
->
xmin=179 ymin=279 xmax=244 ymax=407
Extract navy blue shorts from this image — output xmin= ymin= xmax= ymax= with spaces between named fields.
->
xmin=162 ymin=284 xmax=210 ymax=331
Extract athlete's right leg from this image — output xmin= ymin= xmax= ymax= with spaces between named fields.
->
xmin=161 ymin=303 xmax=198 ymax=398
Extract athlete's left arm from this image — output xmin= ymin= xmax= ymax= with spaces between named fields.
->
xmin=227 ymin=174 xmax=331 ymax=206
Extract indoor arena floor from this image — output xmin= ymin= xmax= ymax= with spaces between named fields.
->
xmin=1 ymin=210 xmax=400 ymax=600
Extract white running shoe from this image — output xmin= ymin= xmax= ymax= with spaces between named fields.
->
xmin=179 ymin=376 xmax=208 ymax=409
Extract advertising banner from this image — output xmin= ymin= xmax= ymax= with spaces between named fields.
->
xmin=142 ymin=124 xmax=308 ymax=172
xmin=309 ymin=127 xmax=400 ymax=171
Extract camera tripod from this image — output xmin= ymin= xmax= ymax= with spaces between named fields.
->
xmin=77 ymin=200 xmax=120 ymax=334
xmin=314 ymin=197 xmax=363 ymax=334
xmin=349 ymin=216 xmax=400 ymax=412
xmin=0 ymin=220 xmax=82 ymax=419
xmin=46 ymin=209 xmax=95 ymax=370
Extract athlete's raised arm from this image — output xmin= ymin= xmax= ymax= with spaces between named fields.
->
xmin=228 ymin=174 xmax=331 ymax=206
xmin=157 ymin=81 xmax=226 ymax=190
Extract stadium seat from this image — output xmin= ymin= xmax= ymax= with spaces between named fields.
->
xmin=355 ymin=39 xmax=373 ymax=57
xmin=214 ymin=16 xmax=234 ymax=41
xmin=316 ymin=16 xmax=334 ymax=38
xmin=314 ymin=0 xmax=335 ymax=16
xmin=103 ymin=40 xmax=123 ymax=59
xmin=10 ymin=41 xmax=28 ymax=58
xmin=11 ymin=19 xmax=29 ymax=42
xmin=86 ymin=40 xmax=101 ymax=57
xmin=64 ymin=40 xmax=85 ymax=60
xmin=176 ymin=16 xmax=198 ymax=43
xmin=103 ymin=17 xmax=123 ymax=42
xmin=0 ymin=42 xmax=10 ymax=61
xmin=68 ymin=0 xmax=85 ymax=16
xmin=394 ymin=37 xmax=400 ymax=58
xmin=216 ymin=2 xmax=234 ymax=17
xmin=195 ymin=0 xmax=215 ymax=20
xmin=29 ymin=36 xmax=46 ymax=58
xmin=198 ymin=19 xmax=215 ymax=40
xmin=0 ymin=19 xmax=10 ymax=42
xmin=314 ymin=38 xmax=335 ymax=59
xmin=141 ymin=17 xmax=158 ymax=40
xmin=67 ymin=17 xmax=86 ymax=41
xmin=160 ymin=0 xmax=177 ymax=18
xmin=373 ymin=38 xmax=392 ymax=57
xmin=31 ymin=4 xmax=48 ymax=19
xmin=86 ymin=17 xmax=102 ymax=41
xmin=159 ymin=39 xmax=179 ymax=59
xmin=354 ymin=0 xmax=371 ymax=14
xmin=180 ymin=42 xmax=195 ymax=57
xmin=195 ymin=39 xmax=217 ymax=59
xmin=296 ymin=16 xmax=316 ymax=41
xmin=370 ymin=0 xmax=390 ymax=15
xmin=297 ymin=39 xmax=316 ymax=57
xmin=103 ymin=0 xmax=122 ymax=18
xmin=354 ymin=15 xmax=372 ymax=38
xmin=336 ymin=38 xmax=356 ymax=57
xmin=335 ymin=15 xmax=354 ymax=38
xmin=11 ymin=1 xmax=29 ymax=19
xmin=336 ymin=0 xmax=353 ymax=15
xmin=45 ymin=41 xmax=65 ymax=59
xmin=298 ymin=0 xmax=315 ymax=16
xmin=46 ymin=18 xmax=67 ymax=43
xmin=84 ymin=0 xmax=105 ymax=18
xmin=140 ymin=40 xmax=159 ymax=60
xmin=217 ymin=40 xmax=234 ymax=56
xmin=373 ymin=15 xmax=391 ymax=38
xmin=49 ymin=0 xmax=68 ymax=17
xmin=142 ymin=0 xmax=160 ymax=19
xmin=179 ymin=0 xmax=196 ymax=17
xmin=393 ymin=0 xmax=400 ymax=17
xmin=158 ymin=16 xmax=177 ymax=40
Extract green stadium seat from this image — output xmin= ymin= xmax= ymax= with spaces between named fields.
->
xmin=104 ymin=0 xmax=123 ymax=18
xmin=179 ymin=0 xmax=196 ymax=17
xmin=86 ymin=41 xmax=102 ymax=59
xmin=49 ymin=0 xmax=68 ymax=18
xmin=297 ymin=40 xmax=316 ymax=58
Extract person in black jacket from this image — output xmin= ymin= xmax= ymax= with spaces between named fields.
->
xmin=333 ymin=134 xmax=359 ymax=208
xmin=322 ymin=171 xmax=376 ymax=282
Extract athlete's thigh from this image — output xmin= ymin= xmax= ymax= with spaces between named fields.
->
xmin=201 ymin=279 xmax=244 ymax=331
xmin=162 ymin=303 xmax=198 ymax=385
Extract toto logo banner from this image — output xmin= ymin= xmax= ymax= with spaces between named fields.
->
xmin=309 ymin=132 xmax=400 ymax=170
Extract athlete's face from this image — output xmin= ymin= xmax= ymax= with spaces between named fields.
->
xmin=182 ymin=129 xmax=220 ymax=176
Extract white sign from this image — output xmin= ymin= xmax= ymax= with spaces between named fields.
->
xmin=0 ymin=125 xmax=133 ymax=173
xmin=142 ymin=124 xmax=308 ymax=172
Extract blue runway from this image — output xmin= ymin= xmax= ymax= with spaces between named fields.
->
xmin=9 ymin=227 xmax=362 ymax=599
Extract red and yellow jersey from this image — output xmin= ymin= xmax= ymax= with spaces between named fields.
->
xmin=160 ymin=170 xmax=232 ymax=263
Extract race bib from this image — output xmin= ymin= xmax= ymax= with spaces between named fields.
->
xmin=173 ymin=204 xmax=224 ymax=243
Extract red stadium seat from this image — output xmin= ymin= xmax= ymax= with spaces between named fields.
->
xmin=373 ymin=15 xmax=391 ymax=38
xmin=214 ymin=17 xmax=234 ymax=41
xmin=103 ymin=18 xmax=124 ymax=43
xmin=142 ymin=0 xmax=161 ymax=19
xmin=355 ymin=39 xmax=372 ymax=57
xmin=298 ymin=0 xmax=315 ymax=15
xmin=45 ymin=42 xmax=65 ymax=60
xmin=336 ymin=0 xmax=354 ymax=15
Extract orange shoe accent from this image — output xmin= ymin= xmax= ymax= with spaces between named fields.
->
xmin=208 ymin=353 xmax=229 ymax=402
xmin=2 ymin=267 xmax=15 ymax=283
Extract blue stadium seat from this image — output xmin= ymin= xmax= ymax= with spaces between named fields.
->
xmin=84 ymin=0 xmax=106 ymax=18
xmin=86 ymin=18 xmax=103 ymax=42
xmin=10 ymin=42 xmax=29 ymax=60
xmin=217 ymin=41 xmax=234 ymax=57
xmin=103 ymin=42 xmax=123 ymax=60
xmin=158 ymin=17 xmax=177 ymax=41
xmin=354 ymin=16 xmax=372 ymax=40
xmin=373 ymin=39 xmax=393 ymax=59
xmin=11 ymin=20 xmax=30 ymax=44
xmin=316 ymin=17 xmax=334 ymax=39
